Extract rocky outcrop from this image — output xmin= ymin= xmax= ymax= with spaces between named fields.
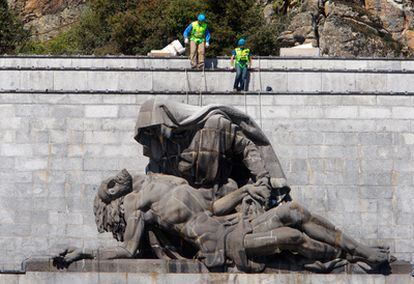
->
xmin=6 ymin=0 xmax=414 ymax=56
xmin=278 ymin=0 xmax=408 ymax=57
xmin=365 ymin=0 xmax=414 ymax=49
xmin=7 ymin=0 xmax=86 ymax=41
xmin=319 ymin=0 xmax=402 ymax=57
xmin=278 ymin=0 xmax=320 ymax=47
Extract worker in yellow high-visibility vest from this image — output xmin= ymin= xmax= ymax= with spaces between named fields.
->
xmin=230 ymin=38 xmax=252 ymax=92
xmin=183 ymin=14 xmax=211 ymax=69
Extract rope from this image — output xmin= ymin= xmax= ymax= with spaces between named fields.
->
xmin=185 ymin=68 xmax=190 ymax=104
xmin=258 ymin=57 xmax=263 ymax=128
xmin=199 ymin=67 xmax=207 ymax=106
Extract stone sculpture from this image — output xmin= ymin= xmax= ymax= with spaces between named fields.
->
xmin=134 ymin=98 xmax=289 ymax=193
xmin=53 ymin=98 xmax=394 ymax=273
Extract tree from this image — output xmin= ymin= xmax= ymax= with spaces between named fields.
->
xmin=0 ymin=0 xmax=29 ymax=54
xmin=27 ymin=0 xmax=291 ymax=56
xmin=110 ymin=0 xmax=206 ymax=55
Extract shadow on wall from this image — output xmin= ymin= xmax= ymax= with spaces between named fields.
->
xmin=205 ymin=58 xmax=218 ymax=69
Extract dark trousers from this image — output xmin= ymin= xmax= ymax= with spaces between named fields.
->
xmin=233 ymin=65 xmax=248 ymax=91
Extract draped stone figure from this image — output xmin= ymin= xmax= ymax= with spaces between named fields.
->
xmin=134 ymin=98 xmax=290 ymax=205
xmin=134 ymin=98 xmax=292 ymax=259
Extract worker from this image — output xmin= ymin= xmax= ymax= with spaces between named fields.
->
xmin=230 ymin=38 xmax=252 ymax=92
xmin=183 ymin=14 xmax=211 ymax=69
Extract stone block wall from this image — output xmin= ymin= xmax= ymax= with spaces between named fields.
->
xmin=1 ymin=92 xmax=414 ymax=269
xmin=3 ymin=56 xmax=414 ymax=94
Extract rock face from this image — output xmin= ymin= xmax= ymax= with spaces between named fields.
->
xmin=7 ymin=0 xmax=86 ymax=41
xmin=365 ymin=0 xmax=414 ymax=49
xmin=319 ymin=0 xmax=402 ymax=57
xmin=278 ymin=0 xmax=320 ymax=47
xmin=6 ymin=0 xmax=414 ymax=56
xmin=278 ymin=0 xmax=412 ymax=56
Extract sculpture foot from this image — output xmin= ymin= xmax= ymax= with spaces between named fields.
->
xmin=304 ymin=258 xmax=348 ymax=273
xmin=345 ymin=246 xmax=396 ymax=274
xmin=348 ymin=246 xmax=395 ymax=267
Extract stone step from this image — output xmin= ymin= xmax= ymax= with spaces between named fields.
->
xmin=1 ymin=68 xmax=414 ymax=93
xmin=2 ymin=56 xmax=414 ymax=71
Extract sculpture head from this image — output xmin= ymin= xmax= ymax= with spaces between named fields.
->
xmin=93 ymin=169 xmax=132 ymax=242
xmin=93 ymin=194 xmax=126 ymax=241
xmin=134 ymin=98 xmax=200 ymax=148
xmin=93 ymin=169 xmax=132 ymax=241
xmin=98 ymin=169 xmax=132 ymax=204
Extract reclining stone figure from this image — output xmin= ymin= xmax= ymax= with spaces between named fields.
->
xmin=53 ymin=170 xmax=391 ymax=273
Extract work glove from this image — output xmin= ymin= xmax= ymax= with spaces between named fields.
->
xmin=205 ymin=42 xmax=210 ymax=48
xmin=184 ymin=38 xmax=189 ymax=44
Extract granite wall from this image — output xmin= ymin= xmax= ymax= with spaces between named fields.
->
xmin=0 ymin=57 xmax=414 ymax=270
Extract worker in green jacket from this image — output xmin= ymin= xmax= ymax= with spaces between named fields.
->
xmin=230 ymin=38 xmax=252 ymax=92
xmin=183 ymin=14 xmax=211 ymax=69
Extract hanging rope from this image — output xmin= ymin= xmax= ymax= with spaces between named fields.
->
xmin=258 ymin=57 xmax=263 ymax=128
xmin=185 ymin=68 xmax=190 ymax=104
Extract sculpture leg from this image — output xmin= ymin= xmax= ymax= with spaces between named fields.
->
xmin=244 ymin=227 xmax=339 ymax=261
xmin=250 ymin=202 xmax=389 ymax=265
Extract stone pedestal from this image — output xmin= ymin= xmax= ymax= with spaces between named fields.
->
xmin=280 ymin=47 xmax=320 ymax=57
xmin=24 ymin=258 xmax=209 ymax=273
xmin=1 ymin=272 xmax=414 ymax=284
xmin=22 ymin=258 xmax=412 ymax=274
xmin=0 ymin=259 xmax=411 ymax=283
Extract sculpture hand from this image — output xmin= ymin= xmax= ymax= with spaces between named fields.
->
xmin=52 ymin=247 xmax=84 ymax=269
xmin=245 ymin=185 xmax=270 ymax=204
xmin=224 ymin=214 xmax=240 ymax=226
xmin=254 ymin=177 xmax=271 ymax=189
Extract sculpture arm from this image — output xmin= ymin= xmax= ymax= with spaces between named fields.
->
xmin=53 ymin=210 xmax=145 ymax=267
xmin=95 ymin=190 xmax=150 ymax=259
xmin=213 ymin=183 xmax=270 ymax=216
xmin=214 ymin=212 xmax=240 ymax=226
xmin=233 ymin=132 xmax=270 ymax=182
xmin=96 ymin=210 xmax=145 ymax=259
xmin=212 ymin=188 xmax=247 ymax=216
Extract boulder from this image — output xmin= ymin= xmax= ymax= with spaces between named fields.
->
xmin=364 ymin=0 xmax=414 ymax=50
xmin=277 ymin=0 xmax=320 ymax=47
xmin=8 ymin=0 xmax=86 ymax=41
xmin=278 ymin=0 xmax=405 ymax=56
xmin=319 ymin=1 xmax=402 ymax=57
